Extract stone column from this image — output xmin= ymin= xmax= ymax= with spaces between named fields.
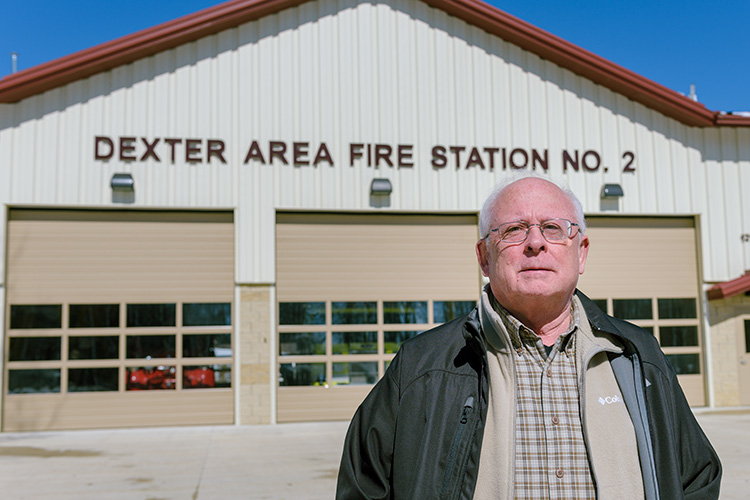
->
xmin=237 ymin=285 xmax=274 ymax=424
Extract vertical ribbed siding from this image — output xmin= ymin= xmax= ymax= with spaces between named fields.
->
xmin=0 ymin=0 xmax=748 ymax=283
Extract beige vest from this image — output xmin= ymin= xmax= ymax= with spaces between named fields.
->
xmin=473 ymin=291 xmax=644 ymax=500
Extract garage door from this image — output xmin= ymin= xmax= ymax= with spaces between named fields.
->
xmin=275 ymin=213 xmax=481 ymax=422
xmin=578 ymin=216 xmax=705 ymax=406
xmin=4 ymin=209 xmax=234 ymax=431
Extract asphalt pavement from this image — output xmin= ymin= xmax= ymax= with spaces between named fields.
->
xmin=0 ymin=409 xmax=746 ymax=499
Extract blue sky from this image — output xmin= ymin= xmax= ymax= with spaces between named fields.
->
xmin=1 ymin=0 xmax=747 ymax=112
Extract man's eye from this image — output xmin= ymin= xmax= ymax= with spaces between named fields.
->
xmin=502 ymin=224 xmax=525 ymax=235
xmin=542 ymin=222 xmax=563 ymax=231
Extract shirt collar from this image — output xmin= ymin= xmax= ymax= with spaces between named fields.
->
xmin=487 ymin=289 xmax=579 ymax=353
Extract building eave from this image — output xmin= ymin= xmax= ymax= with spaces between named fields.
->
xmin=0 ymin=0 xmax=745 ymax=129
xmin=707 ymin=272 xmax=750 ymax=301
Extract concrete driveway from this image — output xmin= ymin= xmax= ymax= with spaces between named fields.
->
xmin=0 ymin=410 xmax=746 ymax=499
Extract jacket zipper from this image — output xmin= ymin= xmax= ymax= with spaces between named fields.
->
xmin=439 ymin=396 xmax=475 ymax=499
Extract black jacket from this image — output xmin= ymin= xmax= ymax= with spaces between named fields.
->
xmin=336 ymin=292 xmax=721 ymax=499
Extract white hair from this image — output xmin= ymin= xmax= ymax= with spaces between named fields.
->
xmin=478 ymin=173 xmax=586 ymax=239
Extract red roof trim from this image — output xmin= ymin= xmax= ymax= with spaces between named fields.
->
xmin=0 ymin=0 xmax=744 ymax=128
xmin=714 ymin=113 xmax=750 ymax=127
xmin=0 ymin=0 xmax=308 ymax=103
xmin=707 ymin=272 xmax=750 ymax=300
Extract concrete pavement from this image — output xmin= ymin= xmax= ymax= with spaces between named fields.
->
xmin=0 ymin=410 xmax=746 ymax=499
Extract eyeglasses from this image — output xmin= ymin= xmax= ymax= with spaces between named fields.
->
xmin=485 ymin=218 xmax=580 ymax=244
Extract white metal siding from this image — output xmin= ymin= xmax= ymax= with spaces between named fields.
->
xmin=0 ymin=0 xmax=748 ymax=284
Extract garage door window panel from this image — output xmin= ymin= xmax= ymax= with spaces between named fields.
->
xmin=279 ymin=302 xmax=326 ymax=325
xmin=383 ymin=301 xmax=428 ymax=324
xmin=126 ymin=335 xmax=176 ymax=359
xmin=333 ymin=362 xmax=378 ymax=385
xmin=332 ymin=332 xmax=377 ymax=355
xmin=332 ymin=302 xmax=377 ymax=325
xmin=279 ymin=362 xmax=326 ymax=386
xmin=69 ymin=336 xmax=119 ymax=360
xmin=183 ymin=303 xmax=231 ymax=327
xmin=126 ymin=366 xmax=176 ymax=390
xmin=612 ymin=299 xmax=652 ymax=320
xmin=657 ymin=298 xmax=697 ymax=319
xmin=183 ymin=334 xmax=232 ymax=358
xmin=69 ymin=304 xmax=119 ymax=328
xmin=8 ymin=369 xmax=61 ymax=394
xmin=68 ymin=368 xmax=119 ymax=392
xmin=183 ymin=365 xmax=231 ymax=389
xmin=659 ymin=326 xmax=699 ymax=347
xmin=127 ymin=304 xmax=176 ymax=327
xmin=279 ymin=332 xmax=326 ymax=356
xmin=10 ymin=305 xmax=62 ymax=329
xmin=9 ymin=337 xmax=61 ymax=361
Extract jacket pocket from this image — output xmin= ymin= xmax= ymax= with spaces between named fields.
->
xmin=439 ymin=396 xmax=476 ymax=499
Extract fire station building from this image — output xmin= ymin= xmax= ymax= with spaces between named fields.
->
xmin=1 ymin=0 xmax=749 ymax=431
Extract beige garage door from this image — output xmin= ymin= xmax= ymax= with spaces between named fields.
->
xmin=275 ymin=213 xmax=481 ymax=422
xmin=4 ymin=209 xmax=235 ymax=431
xmin=578 ymin=216 xmax=705 ymax=406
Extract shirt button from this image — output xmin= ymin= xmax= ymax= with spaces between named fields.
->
xmin=546 ymin=368 xmax=553 ymax=377
xmin=551 ymin=416 xmax=559 ymax=425
xmin=555 ymin=468 xmax=565 ymax=478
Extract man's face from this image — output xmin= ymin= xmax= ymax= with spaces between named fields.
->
xmin=476 ymin=178 xmax=589 ymax=313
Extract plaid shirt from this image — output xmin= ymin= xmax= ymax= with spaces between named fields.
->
xmin=491 ymin=296 xmax=596 ymax=500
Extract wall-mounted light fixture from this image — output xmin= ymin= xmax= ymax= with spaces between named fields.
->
xmin=370 ymin=178 xmax=392 ymax=196
xmin=111 ymin=173 xmax=135 ymax=191
xmin=601 ymin=183 xmax=624 ymax=199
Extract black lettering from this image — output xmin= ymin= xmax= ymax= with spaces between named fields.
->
xmin=509 ymin=148 xmax=528 ymax=169
xmin=140 ymin=137 xmax=160 ymax=162
xmin=484 ymin=147 xmax=499 ymax=170
xmin=465 ymin=147 xmax=485 ymax=169
xmin=398 ymin=145 xmax=413 ymax=168
xmin=431 ymin=146 xmax=447 ymax=168
xmin=449 ymin=146 xmax=465 ymax=169
xmin=119 ymin=137 xmax=136 ymax=161
xmin=94 ymin=136 xmax=114 ymax=160
xmin=293 ymin=142 xmax=309 ymax=166
xmin=350 ymin=143 xmax=364 ymax=166
xmin=165 ymin=138 xmax=182 ymax=163
xmin=313 ymin=143 xmax=334 ymax=166
xmin=375 ymin=144 xmax=393 ymax=168
xmin=531 ymin=149 xmax=548 ymax=171
xmin=207 ymin=140 xmax=227 ymax=164
xmin=243 ymin=141 xmax=266 ymax=164
xmin=269 ymin=141 xmax=288 ymax=165
xmin=185 ymin=139 xmax=202 ymax=163
xmin=582 ymin=150 xmax=600 ymax=171
xmin=622 ymin=151 xmax=635 ymax=173
xmin=562 ymin=150 xmax=579 ymax=172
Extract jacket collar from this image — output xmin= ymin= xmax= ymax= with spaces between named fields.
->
xmin=575 ymin=289 xmax=625 ymax=338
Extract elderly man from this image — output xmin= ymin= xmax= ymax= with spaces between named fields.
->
xmin=336 ymin=176 xmax=721 ymax=499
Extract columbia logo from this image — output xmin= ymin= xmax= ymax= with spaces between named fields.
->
xmin=598 ymin=395 xmax=621 ymax=405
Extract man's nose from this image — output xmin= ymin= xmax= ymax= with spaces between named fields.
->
xmin=525 ymin=225 xmax=546 ymax=252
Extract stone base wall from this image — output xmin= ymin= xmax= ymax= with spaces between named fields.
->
xmin=707 ymin=294 xmax=750 ymax=407
xmin=237 ymin=285 xmax=274 ymax=424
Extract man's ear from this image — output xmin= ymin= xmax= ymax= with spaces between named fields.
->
xmin=578 ymin=234 xmax=590 ymax=275
xmin=476 ymin=239 xmax=491 ymax=277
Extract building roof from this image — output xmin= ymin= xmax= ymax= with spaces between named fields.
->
xmin=0 ymin=0 xmax=748 ymax=128
xmin=707 ymin=272 xmax=750 ymax=300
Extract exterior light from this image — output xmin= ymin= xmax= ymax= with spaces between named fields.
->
xmin=370 ymin=178 xmax=392 ymax=195
xmin=601 ymin=183 xmax=623 ymax=199
xmin=111 ymin=173 xmax=134 ymax=191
